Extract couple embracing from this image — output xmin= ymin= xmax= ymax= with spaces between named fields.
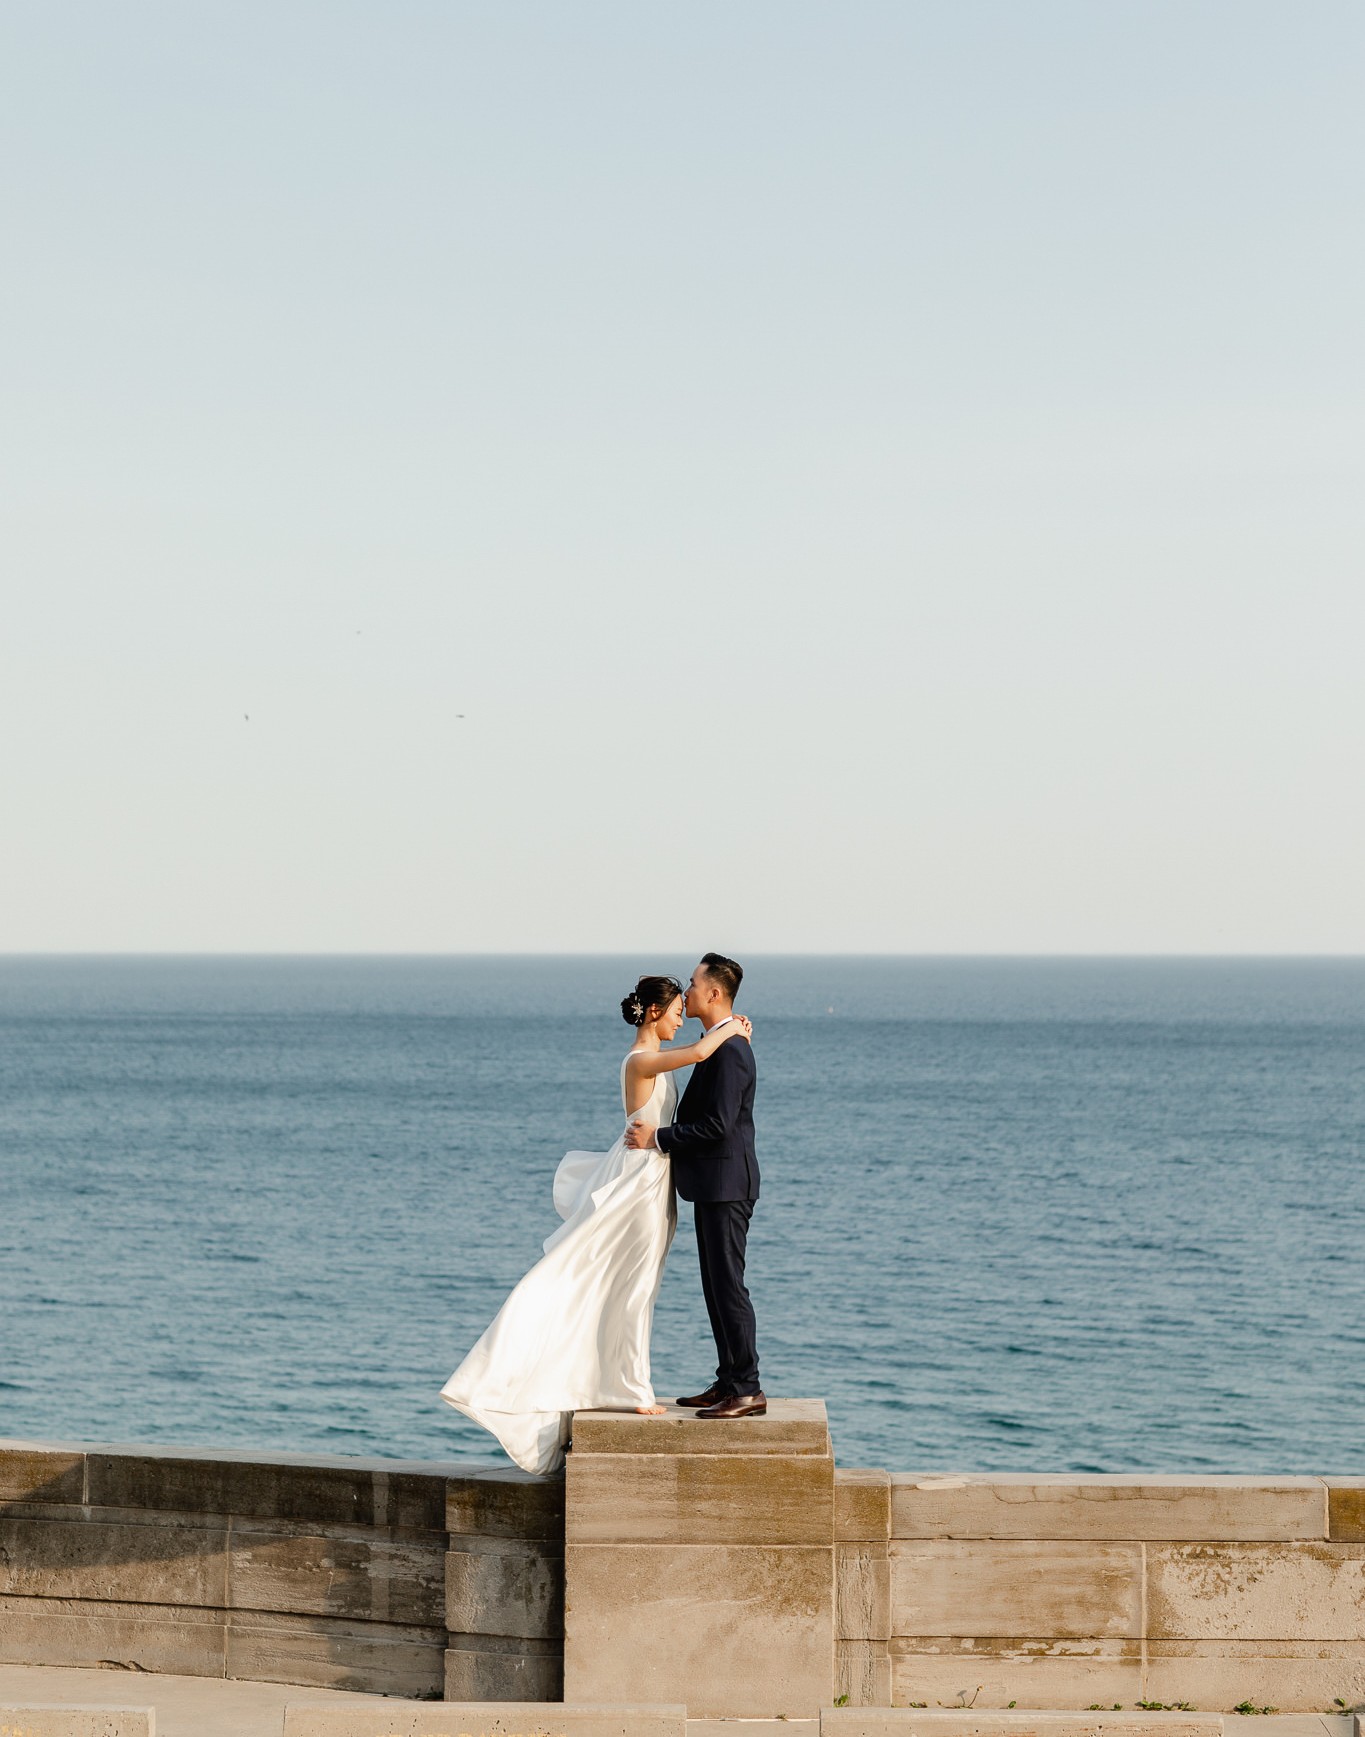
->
xmin=440 ymin=953 xmax=764 ymax=1475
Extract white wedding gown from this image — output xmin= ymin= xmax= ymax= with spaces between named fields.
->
xmin=439 ymin=1057 xmax=679 ymax=1475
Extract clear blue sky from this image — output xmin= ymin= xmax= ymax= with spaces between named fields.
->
xmin=3 ymin=2 xmax=1362 ymax=951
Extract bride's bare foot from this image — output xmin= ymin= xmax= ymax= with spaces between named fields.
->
xmin=635 ymin=1403 xmax=667 ymax=1415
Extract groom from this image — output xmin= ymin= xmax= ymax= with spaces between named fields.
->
xmin=625 ymin=952 xmax=764 ymax=1418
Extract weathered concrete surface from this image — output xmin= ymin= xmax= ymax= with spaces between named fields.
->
xmin=443 ymin=1640 xmax=563 ymax=1702
xmin=446 ymin=1462 xmax=565 ymax=1701
xmin=835 ymin=1471 xmax=892 ymax=1705
xmin=0 ymin=1710 xmax=152 ymax=1737
xmin=0 ymin=1441 xmax=452 ymax=1529
xmin=446 ymin=1539 xmax=563 ymax=1641
xmin=567 ymin=1451 xmax=832 ymax=1546
xmin=230 ymin=1521 xmax=448 ymax=1625
xmin=564 ymin=1402 xmax=835 ymax=1717
xmin=0 ymin=1439 xmax=469 ymax=1699
xmin=566 ymin=1542 xmax=833 ymax=1714
xmin=446 ymin=1469 xmax=566 ymax=1544
xmin=889 ymin=1638 xmax=1144 ymax=1710
xmin=285 ymin=1703 xmax=686 ymax=1737
xmin=1325 ymin=1481 xmax=1365 ymax=1542
xmin=0 ymin=1664 xmax=408 ymax=1737
xmin=837 ymin=1543 xmax=891 ymax=1642
xmin=224 ymin=1611 xmax=446 ymax=1698
xmin=891 ymin=1539 xmax=1143 ymax=1639
xmin=1146 ymin=1542 xmax=1365 ymax=1640
xmin=823 ymin=1715 xmax=1220 ymax=1737
xmin=1144 ymin=1637 xmax=1365 ymax=1707
xmin=836 ymin=1639 xmax=891 ymax=1708
xmin=836 ymin=1470 xmax=892 ymax=1543
xmin=0 ymin=1513 xmax=230 ymax=1606
xmin=892 ymin=1475 xmax=1328 ymax=1541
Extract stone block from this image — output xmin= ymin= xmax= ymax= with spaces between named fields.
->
xmin=447 ymin=1469 xmax=566 ymax=1544
xmin=889 ymin=1639 xmax=1143 ymax=1710
xmin=890 ymin=1540 xmax=1142 ymax=1639
xmin=1146 ymin=1541 xmax=1365 ymax=1641
xmin=1145 ymin=1637 xmax=1365 ymax=1710
xmin=446 ymin=1538 xmax=564 ymax=1640
xmin=0 ymin=1595 xmax=227 ymax=1675
xmin=836 ymin=1470 xmax=892 ymax=1542
xmin=686 ymin=1725 xmax=813 ymax=1737
xmin=228 ymin=1523 xmax=446 ymax=1624
xmin=566 ymin=1452 xmax=832 ymax=1546
xmin=569 ymin=1399 xmax=831 ymax=1458
xmin=0 ymin=1515 xmax=228 ymax=1607
xmin=0 ymin=1446 xmax=86 ymax=1506
xmin=836 ymin=1639 xmax=892 ymax=1707
xmin=564 ymin=1542 xmax=833 ymax=1715
xmin=1326 ymin=1481 xmax=1365 ymax=1542
xmin=891 ymin=1475 xmax=1328 ymax=1542
xmin=0 ymin=1711 xmax=152 ymax=1737
xmin=825 ymin=1715 xmax=1217 ymax=1737
xmin=224 ymin=1611 xmax=445 ymax=1698
xmin=85 ymin=1449 xmax=448 ymax=1529
xmin=444 ymin=1637 xmax=564 ymax=1701
xmin=837 ymin=1543 xmax=891 ymax=1642
xmin=285 ymin=1703 xmax=686 ymax=1737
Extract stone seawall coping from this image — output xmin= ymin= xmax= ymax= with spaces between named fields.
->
xmin=5 ymin=1436 xmax=1365 ymax=1714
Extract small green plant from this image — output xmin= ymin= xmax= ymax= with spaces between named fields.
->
xmin=833 ymin=1696 xmax=849 ymax=1708
xmin=1138 ymin=1704 xmax=1196 ymax=1713
xmin=1089 ymin=1708 xmax=1124 ymax=1714
xmin=1008 ymin=1704 xmax=1017 ymax=1710
xmin=1232 ymin=1703 xmax=1277 ymax=1716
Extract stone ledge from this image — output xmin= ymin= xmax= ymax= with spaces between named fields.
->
xmin=286 ymin=1703 xmax=685 ymax=1737
xmin=891 ymin=1476 xmax=1328 ymax=1542
xmin=822 ymin=1715 xmax=1220 ymax=1737
xmin=0 ymin=1709 xmax=153 ymax=1737
xmin=568 ymin=1399 xmax=830 ymax=1458
xmin=0 ymin=1438 xmax=464 ymax=1530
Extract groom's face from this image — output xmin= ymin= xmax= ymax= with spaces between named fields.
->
xmin=683 ymin=962 xmax=712 ymax=1020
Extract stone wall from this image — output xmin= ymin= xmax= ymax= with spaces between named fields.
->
xmin=0 ymin=1439 xmax=562 ymax=1701
xmin=446 ymin=1464 xmax=565 ymax=1699
xmin=836 ymin=1471 xmax=1365 ymax=1711
xmin=7 ymin=1436 xmax=1365 ymax=1711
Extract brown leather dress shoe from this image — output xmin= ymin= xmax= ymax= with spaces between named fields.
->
xmin=676 ymin=1382 xmax=728 ymax=1409
xmin=697 ymin=1390 xmax=767 ymax=1419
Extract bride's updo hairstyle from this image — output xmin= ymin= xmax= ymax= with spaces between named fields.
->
xmin=621 ymin=974 xmax=685 ymax=1027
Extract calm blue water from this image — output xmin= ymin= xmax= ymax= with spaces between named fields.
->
xmin=1 ymin=956 xmax=1363 ymax=1474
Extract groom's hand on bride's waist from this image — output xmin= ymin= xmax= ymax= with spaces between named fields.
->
xmin=624 ymin=1120 xmax=658 ymax=1151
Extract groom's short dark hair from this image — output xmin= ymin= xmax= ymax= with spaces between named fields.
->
xmin=701 ymin=952 xmax=743 ymax=1002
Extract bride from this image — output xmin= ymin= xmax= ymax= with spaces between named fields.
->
xmin=439 ymin=974 xmax=752 ymax=1475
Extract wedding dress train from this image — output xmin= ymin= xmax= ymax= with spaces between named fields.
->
xmin=439 ymin=1060 xmax=678 ymax=1475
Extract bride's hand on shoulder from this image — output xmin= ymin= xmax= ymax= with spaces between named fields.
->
xmin=706 ymin=1014 xmax=752 ymax=1050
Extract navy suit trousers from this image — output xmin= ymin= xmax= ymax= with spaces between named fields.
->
xmin=693 ymin=1199 xmax=760 ymax=1396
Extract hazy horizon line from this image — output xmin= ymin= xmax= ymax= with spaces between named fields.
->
xmin=5 ymin=951 xmax=1364 ymax=963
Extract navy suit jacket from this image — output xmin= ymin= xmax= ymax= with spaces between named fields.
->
xmin=657 ymin=1036 xmax=759 ymax=1204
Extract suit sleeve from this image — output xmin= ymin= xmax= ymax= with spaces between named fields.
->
xmin=657 ymin=1044 xmax=749 ymax=1160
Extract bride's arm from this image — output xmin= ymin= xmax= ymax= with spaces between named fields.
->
xmin=624 ymin=1017 xmax=752 ymax=1084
